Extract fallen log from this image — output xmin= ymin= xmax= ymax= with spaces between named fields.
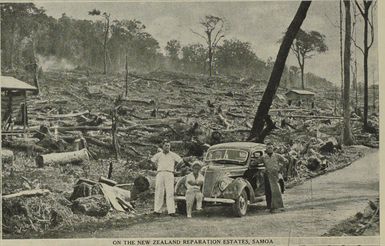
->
xmin=10 ymin=137 xmax=40 ymax=144
xmin=63 ymin=90 xmax=86 ymax=104
xmin=281 ymin=115 xmax=360 ymax=120
xmin=42 ymin=99 xmax=68 ymax=105
xmin=219 ymin=128 xmax=251 ymax=133
xmin=226 ymin=111 xmax=246 ymax=118
xmin=99 ymin=176 xmax=118 ymax=186
xmin=128 ymin=73 xmax=167 ymax=83
xmin=3 ymin=189 xmax=50 ymax=200
xmin=144 ymin=108 xmax=181 ymax=114
xmin=128 ymin=141 xmax=158 ymax=149
xmin=136 ymin=117 xmax=184 ymax=126
xmin=121 ymin=97 xmax=155 ymax=105
xmin=36 ymin=148 xmax=89 ymax=167
xmin=270 ymin=108 xmax=307 ymax=112
xmin=126 ymin=146 xmax=143 ymax=156
xmin=76 ymin=178 xmax=98 ymax=186
xmin=45 ymin=110 xmax=90 ymax=119
xmin=1 ymin=149 xmax=14 ymax=164
xmin=182 ymin=89 xmax=211 ymax=95
xmin=4 ymin=141 xmax=48 ymax=153
xmin=85 ymin=136 xmax=113 ymax=149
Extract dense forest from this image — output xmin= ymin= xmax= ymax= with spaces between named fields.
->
xmin=1 ymin=3 xmax=333 ymax=89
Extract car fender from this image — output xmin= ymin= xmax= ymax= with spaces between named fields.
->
xmin=175 ymin=175 xmax=187 ymax=196
xmin=222 ymin=177 xmax=256 ymax=202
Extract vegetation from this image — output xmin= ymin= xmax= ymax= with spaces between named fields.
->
xmin=1 ymin=3 xmax=332 ymax=90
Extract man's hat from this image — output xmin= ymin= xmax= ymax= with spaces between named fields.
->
xmin=191 ymin=161 xmax=202 ymax=169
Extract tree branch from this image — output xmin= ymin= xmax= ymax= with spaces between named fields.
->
xmin=351 ymin=36 xmax=365 ymax=55
xmin=212 ymin=21 xmax=224 ymax=45
xmin=355 ymin=0 xmax=365 ymax=17
xmin=190 ymin=28 xmax=208 ymax=42
xmin=368 ymin=0 xmax=376 ymax=49
xmin=213 ymin=34 xmax=224 ymax=48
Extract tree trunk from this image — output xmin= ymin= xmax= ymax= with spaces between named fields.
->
xmin=103 ymin=17 xmax=110 ymax=75
xmin=31 ymin=33 xmax=40 ymax=95
xmin=9 ymin=23 xmax=16 ymax=70
xmin=300 ymin=63 xmax=305 ymax=89
xmin=363 ymin=17 xmax=368 ymax=127
xmin=353 ymin=3 xmax=358 ymax=111
xmin=340 ymin=0 xmax=344 ymax=109
xmin=208 ymin=34 xmax=213 ymax=77
xmin=248 ymin=1 xmax=312 ymax=142
xmin=125 ymin=52 xmax=128 ymax=96
xmin=343 ymin=0 xmax=354 ymax=146
xmin=357 ymin=1 xmax=373 ymax=128
xmin=112 ymin=103 xmax=120 ymax=160
xmin=35 ymin=148 xmax=89 ymax=167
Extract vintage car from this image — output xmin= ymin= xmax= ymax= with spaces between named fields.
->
xmin=175 ymin=142 xmax=268 ymax=217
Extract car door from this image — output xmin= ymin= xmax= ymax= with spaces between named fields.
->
xmin=248 ymin=150 xmax=265 ymax=197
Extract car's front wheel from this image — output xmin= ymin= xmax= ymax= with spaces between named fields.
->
xmin=232 ymin=189 xmax=248 ymax=217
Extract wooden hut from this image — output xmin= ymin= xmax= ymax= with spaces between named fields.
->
xmin=1 ymin=76 xmax=37 ymax=134
xmin=285 ymin=89 xmax=315 ymax=107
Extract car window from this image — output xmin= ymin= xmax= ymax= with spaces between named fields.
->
xmin=205 ymin=149 xmax=249 ymax=164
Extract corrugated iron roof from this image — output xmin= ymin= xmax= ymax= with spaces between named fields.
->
xmin=1 ymin=76 xmax=37 ymax=91
xmin=286 ymin=89 xmax=315 ymax=96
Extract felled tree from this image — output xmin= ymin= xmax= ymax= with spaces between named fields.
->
xmin=248 ymin=1 xmax=312 ymax=143
xmin=290 ymin=29 xmax=328 ymax=89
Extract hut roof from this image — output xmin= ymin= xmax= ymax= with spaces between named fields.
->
xmin=285 ymin=89 xmax=315 ymax=96
xmin=1 ymin=76 xmax=37 ymax=91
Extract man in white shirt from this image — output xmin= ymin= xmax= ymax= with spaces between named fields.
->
xmin=185 ymin=161 xmax=204 ymax=218
xmin=151 ymin=140 xmax=183 ymax=216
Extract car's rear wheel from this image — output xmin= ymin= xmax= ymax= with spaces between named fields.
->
xmin=176 ymin=201 xmax=186 ymax=215
xmin=232 ymin=189 xmax=248 ymax=217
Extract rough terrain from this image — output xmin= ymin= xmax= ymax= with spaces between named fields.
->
xmin=36 ymin=149 xmax=378 ymax=238
xmin=2 ymin=70 xmax=379 ymax=238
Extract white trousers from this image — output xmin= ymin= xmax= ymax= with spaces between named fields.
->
xmin=186 ymin=189 xmax=203 ymax=217
xmin=154 ymin=172 xmax=175 ymax=214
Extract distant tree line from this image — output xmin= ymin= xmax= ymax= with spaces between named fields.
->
xmin=1 ymin=3 xmax=333 ymax=89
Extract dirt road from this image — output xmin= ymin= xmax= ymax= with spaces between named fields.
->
xmin=66 ymin=150 xmax=379 ymax=238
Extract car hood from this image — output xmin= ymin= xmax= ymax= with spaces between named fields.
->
xmin=204 ymin=162 xmax=248 ymax=177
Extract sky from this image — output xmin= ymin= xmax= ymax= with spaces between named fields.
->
xmin=36 ymin=0 xmax=379 ymax=85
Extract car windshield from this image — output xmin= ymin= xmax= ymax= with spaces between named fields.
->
xmin=205 ymin=149 xmax=249 ymax=165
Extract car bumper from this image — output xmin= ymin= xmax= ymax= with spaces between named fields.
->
xmin=174 ymin=196 xmax=235 ymax=204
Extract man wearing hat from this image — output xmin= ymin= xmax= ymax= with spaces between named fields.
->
xmin=185 ymin=161 xmax=204 ymax=218
xmin=151 ymin=139 xmax=183 ymax=216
